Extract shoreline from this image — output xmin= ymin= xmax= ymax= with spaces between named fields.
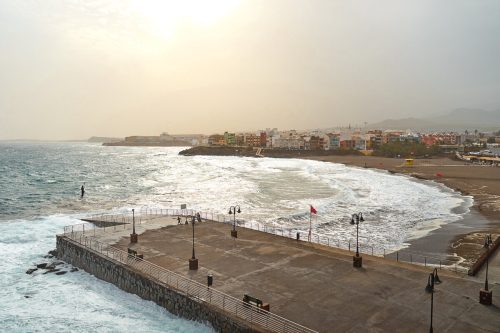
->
xmin=179 ymin=147 xmax=500 ymax=268
xmin=301 ymin=154 xmax=500 ymax=267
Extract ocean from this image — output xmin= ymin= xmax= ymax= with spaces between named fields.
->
xmin=0 ymin=142 xmax=472 ymax=332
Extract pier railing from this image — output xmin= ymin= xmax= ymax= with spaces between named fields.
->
xmin=72 ymin=208 xmax=468 ymax=274
xmin=62 ymin=230 xmax=318 ymax=333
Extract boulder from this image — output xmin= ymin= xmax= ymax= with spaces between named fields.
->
xmin=26 ymin=268 xmax=38 ymax=275
xmin=36 ymin=263 xmax=48 ymax=269
xmin=45 ymin=263 xmax=56 ymax=270
xmin=43 ymin=268 xmax=60 ymax=275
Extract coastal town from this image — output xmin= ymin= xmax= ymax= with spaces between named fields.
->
xmin=103 ymin=128 xmax=500 ymax=161
xmin=3 ymin=0 xmax=500 ymax=332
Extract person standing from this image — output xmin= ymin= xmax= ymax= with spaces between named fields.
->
xmin=81 ymin=184 xmax=85 ymax=198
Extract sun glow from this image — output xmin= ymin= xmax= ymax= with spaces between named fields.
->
xmin=131 ymin=0 xmax=242 ymax=39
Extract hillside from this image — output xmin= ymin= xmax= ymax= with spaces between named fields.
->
xmin=369 ymin=109 xmax=500 ymax=131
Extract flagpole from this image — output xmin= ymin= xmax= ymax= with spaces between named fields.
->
xmin=308 ymin=210 xmax=311 ymax=242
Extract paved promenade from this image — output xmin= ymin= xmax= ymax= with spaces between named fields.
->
xmin=82 ymin=218 xmax=498 ymax=333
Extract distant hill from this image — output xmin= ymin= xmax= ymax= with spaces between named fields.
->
xmin=367 ymin=117 xmax=436 ymax=130
xmin=428 ymin=108 xmax=500 ymax=125
xmin=88 ymin=136 xmax=123 ymax=143
xmin=369 ymin=109 xmax=500 ymax=131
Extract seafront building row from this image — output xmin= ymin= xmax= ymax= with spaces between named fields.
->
xmin=104 ymin=129 xmax=500 ymax=157
xmin=207 ymin=128 xmax=500 ymax=154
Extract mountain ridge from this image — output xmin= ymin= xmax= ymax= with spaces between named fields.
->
xmin=369 ymin=108 xmax=500 ymax=130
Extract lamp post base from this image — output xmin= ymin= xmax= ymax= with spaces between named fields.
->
xmin=353 ymin=255 xmax=363 ymax=268
xmin=479 ymin=289 xmax=492 ymax=305
xmin=130 ymin=233 xmax=138 ymax=243
xmin=189 ymin=258 xmax=198 ymax=270
xmin=231 ymin=230 xmax=238 ymax=238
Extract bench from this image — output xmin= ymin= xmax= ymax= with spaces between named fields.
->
xmin=243 ymin=294 xmax=270 ymax=311
xmin=127 ymin=248 xmax=143 ymax=260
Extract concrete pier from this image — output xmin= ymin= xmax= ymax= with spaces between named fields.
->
xmin=58 ymin=217 xmax=500 ymax=333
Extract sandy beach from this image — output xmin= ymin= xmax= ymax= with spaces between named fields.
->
xmin=303 ymin=155 xmax=500 ymax=266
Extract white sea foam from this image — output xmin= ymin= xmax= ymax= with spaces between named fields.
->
xmin=132 ymin=152 xmax=472 ymax=252
xmin=0 ymin=144 xmax=473 ymax=332
xmin=0 ymin=215 xmax=214 ymax=333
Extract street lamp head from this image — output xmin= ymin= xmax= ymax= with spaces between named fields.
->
xmin=359 ymin=213 xmax=364 ymax=222
xmin=433 ymin=268 xmax=442 ymax=284
xmin=237 ymin=207 xmax=241 ymax=214
xmin=350 ymin=217 xmax=355 ymax=225
xmin=228 ymin=208 xmax=233 ymax=215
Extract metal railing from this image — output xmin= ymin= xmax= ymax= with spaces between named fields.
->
xmin=238 ymin=222 xmax=467 ymax=273
xmin=62 ymin=231 xmax=317 ymax=333
xmin=84 ymin=209 xmax=218 ymax=225
xmin=74 ymin=208 xmax=468 ymax=274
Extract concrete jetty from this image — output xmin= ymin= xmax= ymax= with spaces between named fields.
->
xmin=57 ymin=215 xmax=500 ymax=333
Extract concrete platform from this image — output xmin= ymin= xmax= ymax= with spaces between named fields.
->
xmin=103 ymin=220 xmax=500 ymax=333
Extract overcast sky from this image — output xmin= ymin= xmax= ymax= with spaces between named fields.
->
xmin=1 ymin=0 xmax=499 ymax=140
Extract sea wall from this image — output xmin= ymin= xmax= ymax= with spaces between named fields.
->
xmin=56 ymin=236 xmax=261 ymax=333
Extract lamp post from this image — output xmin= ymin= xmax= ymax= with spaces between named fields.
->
xmin=425 ymin=268 xmax=442 ymax=333
xmin=189 ymin=215 xmax=198 ymax=270
xmin=130 ymin=208 xmax=138 ymax=243
xmin=480 ymin=234 xmax=493 ymax=305
xmin=228 ymin=205 xmax=241 ymax=238
xmin=350 ymin=212 xmax=364 ymax=268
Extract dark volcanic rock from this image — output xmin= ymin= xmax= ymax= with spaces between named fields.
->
xmin=53 ymin=261 xmax=64 ymax=266
xmin=48 ymin=250 xmax=57 ymax=257
xmin=26 ymin=268 xmax=38 ymax=274
xmin=36 ymin=263 xmax=48 ymax=269
xmin=70 ymin=267 xmax=79 ymax=272
xmin=43 ymin=268 xmax=60 ymax=274
xmin=45 ymin=263 xmax=56 ymax=270
xmin=55 ymin=271 xmax=67 ymax=275
xmin=178 ymin=146 xmax=364 ymax=158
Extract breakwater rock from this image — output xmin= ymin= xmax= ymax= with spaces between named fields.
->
xmin=179 ymin=146 xmax=363 ymax=158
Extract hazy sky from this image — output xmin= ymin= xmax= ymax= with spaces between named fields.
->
xmin=1 ymin=0 xmax=499 ymax=140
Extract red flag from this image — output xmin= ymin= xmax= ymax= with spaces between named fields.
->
xmin=310 ymin=205 xmax=317 ymax=214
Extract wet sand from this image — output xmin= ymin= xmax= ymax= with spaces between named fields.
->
xmin=303 ymin=155 xmax=500 ymax=267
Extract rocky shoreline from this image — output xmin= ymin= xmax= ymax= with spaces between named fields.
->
xmin=25 ymin=249 xmax=78 ymax=278
xmin=179 ymin=146 xmax=363 ymax=158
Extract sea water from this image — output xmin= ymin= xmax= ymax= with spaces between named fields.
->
xmin=0 ymin=142 xmax=472 ymax=332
